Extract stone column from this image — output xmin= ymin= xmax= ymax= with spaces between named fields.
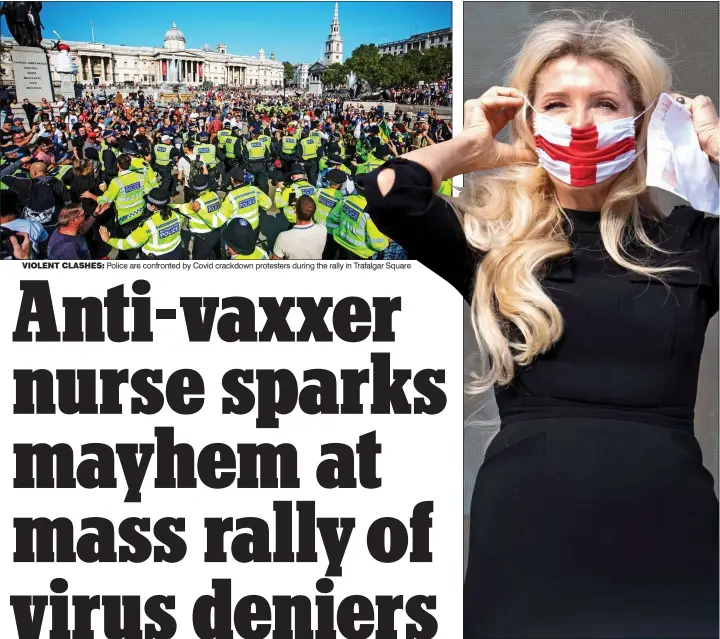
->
xmin=100 ymin=56 xmax=106 ymax=83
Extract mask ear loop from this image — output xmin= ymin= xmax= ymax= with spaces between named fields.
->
xmin=633 ymin=96 xmax=659 ymax=156
xmin=518 ymin=93 xmax=539 ymax=143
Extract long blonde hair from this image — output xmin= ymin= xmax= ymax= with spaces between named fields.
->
xmin=457 ymin=16 xmax=679 ymax=393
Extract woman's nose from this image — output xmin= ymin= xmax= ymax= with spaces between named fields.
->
xmin=569 ymin=106 xmax=594 ymax=129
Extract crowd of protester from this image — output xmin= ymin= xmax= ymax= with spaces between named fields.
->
xmin=1 ymin=89 xmax=452 ymax=260
xmin=391 ymin=81 xmax=451 ymax=106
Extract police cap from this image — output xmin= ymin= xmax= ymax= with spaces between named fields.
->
xmin=83 ymin=147 xmax=99 ymax=161
xmin=197 ymin=131 xmax=210 ymax=142
xmin=326 ymin=169 xmax=346 ymax=185
xmin=146 ymin=187 xmax=170 ymax=208
xmin=191 ymin=173 xmax=209 ymax=191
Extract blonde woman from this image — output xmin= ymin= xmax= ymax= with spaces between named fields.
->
xmin=359 ymin=17 xmax=718 ymax=638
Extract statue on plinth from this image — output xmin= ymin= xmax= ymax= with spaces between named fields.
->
xmin=0 ymin=2 xmax=44 ymax=47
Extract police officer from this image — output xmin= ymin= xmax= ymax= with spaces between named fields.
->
xmin=296 ymin=129 xmax=320 ymax=188
xmin=274 ymin=163 xmax=316 ymax=228
xmin=242 ymin=124 xmax=270 ymax=195
xmin=355 ymin=143 xmax=394 ymax=176
xmin=124 ymin=140 xmax=160 ymax=189
xmin=222 ymin=216 xmax=270 ymax=260
xmin=98 ymin=187 xmax=183 ymax=259
xmin=223 ymin=127 xmax=244 ymax=173
xmin=195 ymin=131 xmax=225 ymax=191
xmin=219 ymin=166 xmax=272 ymax=240
xmin=326 ymin=179 xmax=389 ymax=260
xmin=180 ymin=173 xmax=225 ymax=259
xmin=95 ymin=153 xmax=152 ymax=259
xmin=151 ymin=134 xmax=180 ymax=194
xmin=309 ymin=121 xmax=328 ymax=150
xmin=99 ymin=129 xmax=121 ymax=181
xmin=280 ymin=126 xmax=300 ymax=172
xmin=217 ymin=121 xmax=233 ymax=147
xmin=48 ymin=152 xmax=75 ymax=190
xmin=312 ymin=168 xmax=345 ymax=260
xmin=317 ymin=153 xmax=354 ymax=195
xmin=257 ymin=127 xmax=272 ymax=154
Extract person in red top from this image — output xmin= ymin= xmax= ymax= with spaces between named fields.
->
xmin=207 ymin=118 xmax=222 ymax=135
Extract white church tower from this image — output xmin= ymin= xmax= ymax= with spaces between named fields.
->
xmin=324 ymin=3 xmax=343 ymax=64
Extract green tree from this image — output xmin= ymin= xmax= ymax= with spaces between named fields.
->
xmin=322 ymin=63 xmax=348 ymax=89
xmin=344 ymin=44 xmax=382 ymax=88
xmin=398 ymin=49 xmax=423 ymax=87
xmin=419 ymin=46 xmax=452 ymax=82
xmin=282 ymin=61 xmax=294 ymax=85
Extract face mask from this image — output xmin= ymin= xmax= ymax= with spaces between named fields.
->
xmin=646 ymin=93 xmax=719 ymax=215
xmin=524 ymin=94 xmax=654 ymax=187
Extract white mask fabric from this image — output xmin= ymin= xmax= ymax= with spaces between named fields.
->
xmin=646 ymin=92 xmax=719 ymax=215
xmin=523 ymin=94 xmax=654 ymax=187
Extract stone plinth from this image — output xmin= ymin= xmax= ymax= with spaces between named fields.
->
xmin=11 ymin=46 xmax=54 ymax=104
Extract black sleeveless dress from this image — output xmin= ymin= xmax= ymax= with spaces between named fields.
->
xmin=358 ymin=158 xmax=719 ymax=639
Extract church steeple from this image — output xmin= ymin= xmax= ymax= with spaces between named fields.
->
xmin=324 ymin=2 xmax=343 ymax=64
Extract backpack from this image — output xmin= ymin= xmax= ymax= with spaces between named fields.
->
xmin=184 ymin=154 xmax=205 ymax=184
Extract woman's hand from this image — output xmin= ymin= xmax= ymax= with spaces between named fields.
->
xmin=689 ymin=95 xmax=719 ymax=164
xmin=458 ymin=87 xmax=537 ymax=168
xmin=377 ymin=87 xmax=537 ymax=194
xmin=98 ymin=226 xmax=111 ymax=242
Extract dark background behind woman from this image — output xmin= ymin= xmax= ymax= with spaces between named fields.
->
xmin=462 ymin=1 xmax=719 ymax=573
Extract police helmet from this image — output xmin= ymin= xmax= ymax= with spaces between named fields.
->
xmin=223 ymin=217 xmax=257 ymax=256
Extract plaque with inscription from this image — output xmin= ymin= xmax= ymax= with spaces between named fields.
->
xmin=11 ymin=46 xmax=54 ymax=103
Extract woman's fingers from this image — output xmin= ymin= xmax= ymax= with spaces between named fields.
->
xmin=689 ymin=95 xmax=719 ymax=162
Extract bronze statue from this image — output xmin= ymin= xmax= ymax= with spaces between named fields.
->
xmin=1 ymin=2 xmax=44 ymax=48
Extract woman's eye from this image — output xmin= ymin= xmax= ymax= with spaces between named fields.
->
xmin=543 ymin=102 xmax=565 ymax=111
xmin=597 ymin=101 xmax=618 ymax=111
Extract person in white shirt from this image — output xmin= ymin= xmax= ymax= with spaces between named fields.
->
xmin=176 ymin=140 xmax=207 ymax=203
xmin=1 ymin=196 xmax=48 ymax=259
xmin=272 ymin=195 xmax=326 ymax=260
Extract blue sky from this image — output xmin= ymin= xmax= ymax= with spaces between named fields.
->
xmin=3 ymin=2 xmax=451 ymax=63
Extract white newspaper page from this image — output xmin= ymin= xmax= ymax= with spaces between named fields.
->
xmin=0 ymin=262 xmax=464 ymax=639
